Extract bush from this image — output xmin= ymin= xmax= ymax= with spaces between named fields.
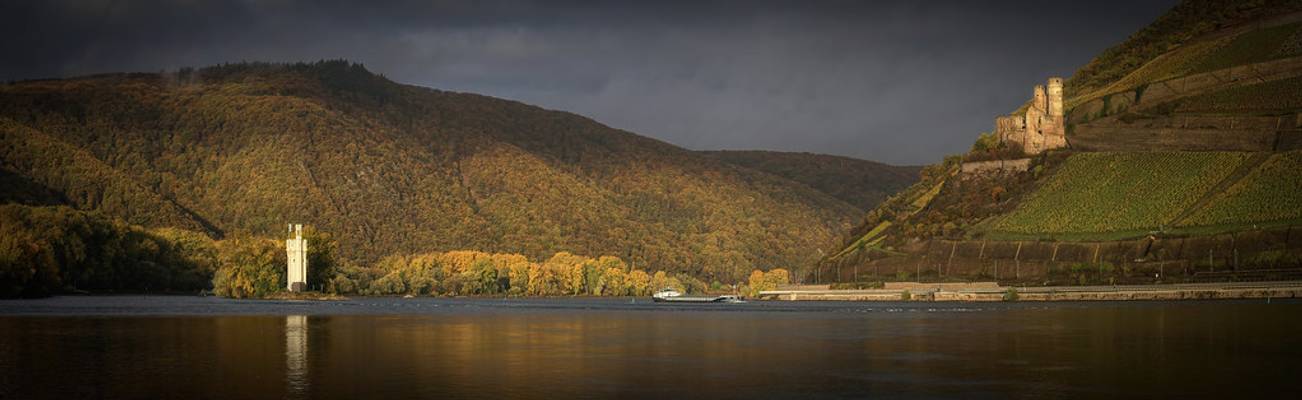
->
xmin=971 ymin=132 xmax=1000 ymax=152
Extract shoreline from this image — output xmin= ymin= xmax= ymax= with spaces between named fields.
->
xmin=9 ymin=282 xmax=1302 ymax=303
xmin=758 ymin=281 xmax=1302 ymax=301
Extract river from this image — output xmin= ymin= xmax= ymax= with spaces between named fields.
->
xmin=1 ymin=296 xmax=1299 ymax=399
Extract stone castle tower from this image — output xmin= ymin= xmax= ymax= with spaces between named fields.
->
xmin=286 ymin=224 xmax=308 ymax=292
xmin=994 ymin=77 xmax=1068 ymax=154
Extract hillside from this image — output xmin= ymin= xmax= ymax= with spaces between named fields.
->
xmin=1066 ymin=0 xmax=1302 ymax=97
xmin=0 ymin=61 xmax=866 ymax=282
xmin=701 ymin=151 xmax=920 ymax=211
xmin=820 ymin=0 xmax=1302 ymax=284
xmin=979 ymin=151 xmax=1302 ymax=240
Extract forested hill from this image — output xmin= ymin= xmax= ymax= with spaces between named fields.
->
xmin=0 ymin=61 xmax=896 ymax=282
xmin=702 ymin=151 xmax=920 ymax=212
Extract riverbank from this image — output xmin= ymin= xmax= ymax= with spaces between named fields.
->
xmin=261 ymin=291 xmax=351 ymax=301
xmin=758 ymin=281 xmax=1302 ymax=301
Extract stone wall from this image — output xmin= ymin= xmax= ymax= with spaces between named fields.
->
xmin=821 ymin=225 xmax=1302 ymax=284
xmin=959 ymin=158 xmax=1032 ymax=178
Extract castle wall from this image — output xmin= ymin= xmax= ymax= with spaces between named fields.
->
xmin=992 ymin=78 xmax=1068 ymax=155
xmin=1047 ymin=78 xmax=1064 ymax=117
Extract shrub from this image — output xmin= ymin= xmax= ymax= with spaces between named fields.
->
xmin=971 ymin=132 xmax=1000 ymax=152
xmin=1002 ymin=287 xmax=1019 ymax=302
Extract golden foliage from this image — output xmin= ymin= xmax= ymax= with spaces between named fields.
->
xmin=0 ymin=61 xmax=863 ymax=282
xmin=346 ymin=249 xmax=710 ymax=297
xmin=746 ymin=268 xmax=790 ymax=297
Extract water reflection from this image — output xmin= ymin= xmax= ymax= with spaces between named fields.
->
xmin=1 ymin=300 xmax=1300 ymax=399
xmin=285 ymin=315 xmax=308 ymax=399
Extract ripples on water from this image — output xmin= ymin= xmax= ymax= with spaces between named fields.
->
xmin=1 ymin=296 xmax=1300 ymax=399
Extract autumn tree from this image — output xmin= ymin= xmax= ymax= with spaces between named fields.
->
xmin=212 ymin=236 xmax=285 ymax=298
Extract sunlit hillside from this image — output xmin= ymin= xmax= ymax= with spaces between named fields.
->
xmin=821 ymin=0 xmax=1302 ymax=283
xmin=0 ymin=61 xmax=901 ymax=284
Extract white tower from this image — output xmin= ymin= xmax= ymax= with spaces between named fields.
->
xmin=286 ymin=224 xmax=308 ymax=292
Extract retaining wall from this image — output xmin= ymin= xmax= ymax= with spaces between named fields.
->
xmin=959 ymin=158 xmax=1032 ymax=178
xmin=822 ymin=226 xmax=1302 ymax=284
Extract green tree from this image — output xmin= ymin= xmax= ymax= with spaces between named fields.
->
xmin=303 ymin=227 xmax=339 ymax=291
xmin=212 ymin=236 xmax=285 ymax=298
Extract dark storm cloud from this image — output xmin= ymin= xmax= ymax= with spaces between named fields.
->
xmin=0 ymin=0 xmax=1177 ymax=164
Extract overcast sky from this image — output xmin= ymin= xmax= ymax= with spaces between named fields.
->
xmin=0 ymin=0 xmax=1178 ymax=164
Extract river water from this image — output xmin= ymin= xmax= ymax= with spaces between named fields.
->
xmin=1 ymin=296 xmax=1299 ymax=399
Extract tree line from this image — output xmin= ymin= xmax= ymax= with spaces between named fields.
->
xmin=0 ymin=204 xmax=789 ymax=298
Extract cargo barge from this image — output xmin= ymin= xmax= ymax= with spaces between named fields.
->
xmin=652 ymin=288 xmax=745 ymax=303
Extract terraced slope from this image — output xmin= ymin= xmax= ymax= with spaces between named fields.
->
xmin=1067 ymin=0 xmax=1302 ymax=99
xmin=1074 ymin=19 xmax=1302 ymax=106
xmin=984 ymin=152 xmax=1250 ymax=238
xmin=1174 ymin=74 xmax=1302 ymax=113
xmin=984 ymin=151 xmax=1249 ymax=238
xmin=1180 ymin=150 xmax=1302 ymax=227
xmin=970 ymin=150 xmax=1299 ymax=240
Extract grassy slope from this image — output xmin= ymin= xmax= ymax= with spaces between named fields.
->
xmin=1182 ymin=150 xmax=1302 ymax=226
xmin=1066 ymin=0 xmax=1302 ymax=99
xmin=1175 ymin=73 xmax=1302 ymax=113
xmin=984 ymin=152 xmax=1250 ymax=237
xmin=701 ymin=150 xmax=921 ymax=211
xmin=973 ymin=151 xmax=1302 ymax=240
xmin=0 ymin=61 xmax=862 ymax=281
xmin=1076 ymin=20 xmax=1302 ymax=106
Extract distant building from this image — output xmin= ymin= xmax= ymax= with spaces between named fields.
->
xmin=286 ymin=224 xmax=308 ymax=292
xmin=994 ymin=77 xmax=1068 ymax=154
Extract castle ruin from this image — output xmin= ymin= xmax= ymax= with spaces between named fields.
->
xmin=994 ymin=77 xmax=1068 ymax=154
xmin=286 ymin=224 xmax=308 ymax=292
